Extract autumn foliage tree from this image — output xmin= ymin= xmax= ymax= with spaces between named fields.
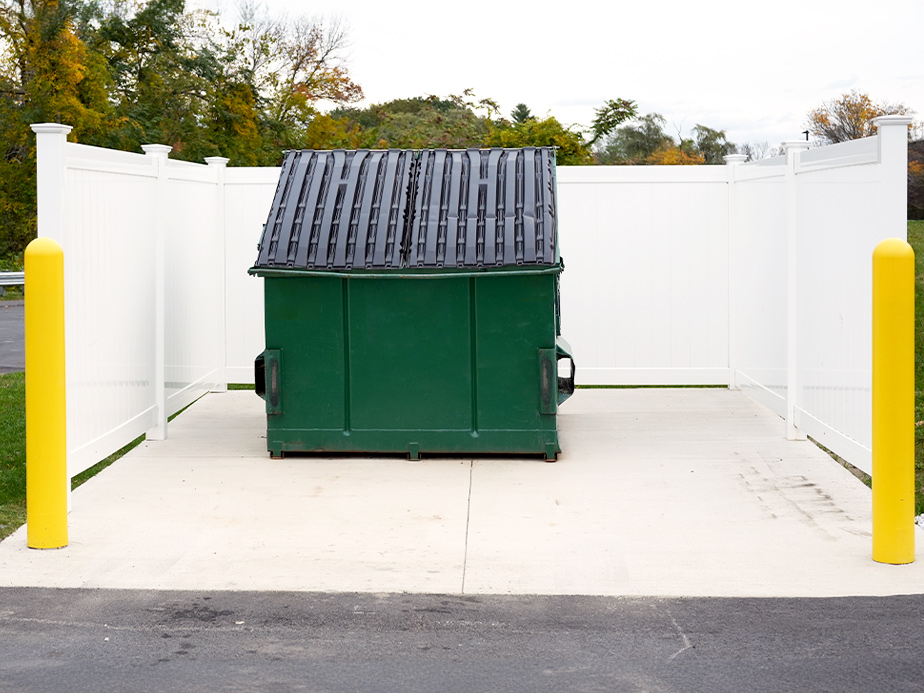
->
xmin=485 ymin=116 xmax=594 ymax=165
xmin=595 ymin=113 xmax=734 ymax=165
xmin=807 ymin=90 xmax=913 ymax=143
xmin=0 ymin=0 xmax=117 ymax=258
xmin=807 ymin=90 xmax=922 ymax=218
xmin=333 ymin=92 xmax=635 ymax=165
xmin=0 ymin=0 xmax=661 ymax=259
xmin=909 ymin=141 xmax=924 ymax=220
xmin=0 ymin=0 xmax=364 ymax=258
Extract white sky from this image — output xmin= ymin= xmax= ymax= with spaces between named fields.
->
xmin=200 ymin=0 xmax=924 ymax=148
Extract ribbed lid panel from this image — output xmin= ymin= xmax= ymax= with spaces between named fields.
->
xmin=254 ymin=147 xmax=557 ymax=270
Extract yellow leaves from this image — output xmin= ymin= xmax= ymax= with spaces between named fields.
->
xmin=807 ymin=90 xmax=914 ymax=143
xmin=646 ymin=146 xmax=705 ymax=166
xmin=301 ymin=114 xmax=363 ymax=150
xmin=484 ymin=117 xmax=594 ymax=165
xmin=5 ymin=3 xmax=114 ymax=143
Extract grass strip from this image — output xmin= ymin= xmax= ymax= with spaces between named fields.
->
xmin=0 ymin=372 xmax=25 ymax=540
xmin=907 ymin=220 xmax=924 ymax=515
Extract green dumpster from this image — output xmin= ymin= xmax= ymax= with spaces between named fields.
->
xmin=249 ymin=147 xmax=574 ymax=461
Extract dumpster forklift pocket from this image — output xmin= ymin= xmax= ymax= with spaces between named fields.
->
xmin=539 ymin=349 xmax=557 ymax=415
xmin=556 ymin=336 xmax=576 ymax=405
xmin=255 ymin=353 xmax=265 ymax=398
xmin=255 ymin=350 xmax=283 ymax=415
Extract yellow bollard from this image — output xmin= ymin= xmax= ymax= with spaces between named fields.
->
xmin=25 ymin=237 xmax=68 ymax=549
xmin=872 ymin=238 xmax=915 ymax=564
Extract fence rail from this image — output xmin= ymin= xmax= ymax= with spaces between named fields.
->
xmin=32 ymin=117 xmax=913 ymax=481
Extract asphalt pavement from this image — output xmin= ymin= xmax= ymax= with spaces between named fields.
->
xmin=1 ymin=588 xmax=923 ymax=692
xmin=0 ymin=300 xmax=24 ymax=373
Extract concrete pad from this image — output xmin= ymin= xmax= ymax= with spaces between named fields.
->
xmin=464 ymin=390 xmax=924 ymax=596
xmin=0 ymin=394 xmax=470 ymax=592
xmin=0 ymin=388 xmax=922 ymax=597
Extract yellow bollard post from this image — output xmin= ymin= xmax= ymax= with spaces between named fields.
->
xmin=872 ymin=237 xmax=915 ymax=564
xmin=25 ymin=237 xmax=68 ymax=549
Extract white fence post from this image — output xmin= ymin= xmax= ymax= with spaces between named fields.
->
xmin=30 ymin=124 xmax=72 ymax=247
xmin=205 ymin=156 xmax=230 ymax=394
xmin=724 ymin=153 xmax=748 ymax=390
xmin=30 ymin=123 xmax=73 ymax=507
xmin=141 ymin=144 xmax=172 ymax=440
xmin=783 ymin=140 xmax=810 ymax=441
xmin=873 ymin=115 xmax=914 ymax=239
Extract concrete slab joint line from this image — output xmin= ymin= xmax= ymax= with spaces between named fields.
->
xmin=0 ymin=388 xmax=922 ymax=597
xmin=461 ymin=460 xmax=474 ymax=594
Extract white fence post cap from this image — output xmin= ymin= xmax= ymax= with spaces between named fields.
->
xmin=205 ymin=157 xmax=230 ymax=167
xmin=30 ymin=123 xmax=73 ymax=135
xmin=872 ymin=115 xmax=914 ymax=129
xmin=781 ymin=140 xmax=811 ymax=153
xmin=141 ymin=144 xmax=172 ymax=157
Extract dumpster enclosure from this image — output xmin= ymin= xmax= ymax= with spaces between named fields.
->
xmin=249 ymin=147 xmax=574 ymax=460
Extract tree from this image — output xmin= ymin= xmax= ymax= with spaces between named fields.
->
xmin=0 ymin=0 xmax=116 ymax=257
xmin=595 ymin=113 xmax=673 ymax=164
xmin=260 ymin=16 xmax=362 ymax=128
xmin=510 ymin=103 xmax=532 ymax=123
xmin=0 ymin=0 xmax=114 ymax=139
xmin=909 ymin=140 xmax=924 ymax=220
xmin=646 ymin=144 xmax=704 ymax=165
xmin=299 ymin=113 xmax=364 ymax=150
xmin=485 ymin=116 xmax=594 ymax=165
xmin=692 ymin=124 xmax=735 ymax=164
xmin=807 ymin=90 xmax=913 ymax=143
xmin=737 ymin=141 xmax=780 ymax=162
xmin=589 ymin=98 xmax=637 ymax=145
xmin=89 ymin=0 xmax=221 ymax=152
xmin=596 ymin=113 xmax=736 ymax=165
xmin=808 ymin=91 xmax=923 ymax=217
xmin=333 ymin=93 xmax=491 ymax=149
xmin=0 ymin=0 xmax=366 ymax=259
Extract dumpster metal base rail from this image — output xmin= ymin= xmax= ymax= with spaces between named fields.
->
xmin=265 ymin=429 xmax=561 ymax=462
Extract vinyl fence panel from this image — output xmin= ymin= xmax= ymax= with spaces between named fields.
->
xmin=34 ymin=121 xmax=913 ymax=480
xmin=33 ymin=127 xmax=159 ymax=477
xmin=557 ymin=166 xmax=730 ymax=385
xmin=223 ymin=167 xmax=279 ymax=384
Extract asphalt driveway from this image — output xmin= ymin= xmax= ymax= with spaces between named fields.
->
xmin=0 ymin=300 xmax=24 ymax=373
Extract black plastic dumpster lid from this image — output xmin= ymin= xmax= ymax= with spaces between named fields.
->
xmin=252 ymin=147 xmax=557 ymax=271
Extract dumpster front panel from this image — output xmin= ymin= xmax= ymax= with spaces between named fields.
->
xmin=473 ymin=272 xmax=558 ymax=428
xmin=261 ymin=271 xmax=561 ymax=457
xmin=348 ymin=278 xmax=473 ymax=431
xmin=263 ymin=276 xmax=346 ymax=432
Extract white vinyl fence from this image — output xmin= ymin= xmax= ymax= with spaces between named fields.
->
xmin=32 ymin=126 xmax=228 ymax=476
xmin=32 ymin=116 xmax=912 ymax=479
xmin=729 ymin=117 xmax=912 ymax=473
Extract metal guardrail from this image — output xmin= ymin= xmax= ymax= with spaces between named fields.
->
xmin=0 ymin=271 xmax=24 ymax=285
xmin=0 ymin=271 xmax=24 ymax=296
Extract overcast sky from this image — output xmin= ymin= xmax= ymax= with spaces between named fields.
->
xmin=199 ymin=0 xmax=923 ymax=148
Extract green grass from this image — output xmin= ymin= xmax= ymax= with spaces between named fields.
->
xmin=576 ymin=384 xmax=725 ymax=389
xmin=908 ymin=220 xmax=924 ymax=515
xmin=0 ymin=287 xmax=24 ymax=301
xmin=70 ymin=435 xmax=144 ymax=491
xmin=0 ymin=371 xmax=146 ymax=541
xmin=0 ymin=372 xmax=26 ymax=540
